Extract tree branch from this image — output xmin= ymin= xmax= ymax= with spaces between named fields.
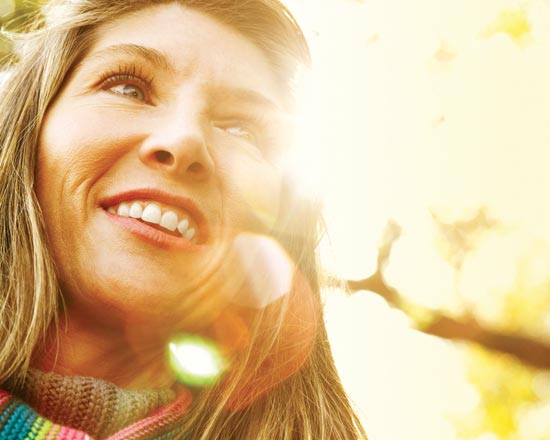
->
xmin=338 ymin=221 xmax=550 ymax=370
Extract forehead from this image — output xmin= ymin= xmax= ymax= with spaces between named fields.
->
xmin=87 ymin=2 xmax=282 ymax=106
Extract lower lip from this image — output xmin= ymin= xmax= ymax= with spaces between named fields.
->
xmin=104 ymin=210 xmax=203 ymax=251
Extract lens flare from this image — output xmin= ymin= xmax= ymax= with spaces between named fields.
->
xmin=168 ymin=334 xmax=227 ymax=387
xmin=227 ymin=233 xmax=294 ymax=309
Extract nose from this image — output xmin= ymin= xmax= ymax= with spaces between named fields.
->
xmin=139 ymin=112 xmax=215 ymax=181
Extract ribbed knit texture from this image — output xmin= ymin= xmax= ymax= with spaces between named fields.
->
xmin=0 ymin=370 xmax=192 ymax=440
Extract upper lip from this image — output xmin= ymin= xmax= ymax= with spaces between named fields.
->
xmin=99 ymin=188 xmax=209 ymax=243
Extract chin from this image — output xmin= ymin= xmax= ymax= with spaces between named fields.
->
xmin=73 ymin=256 xmax=221 ymax=331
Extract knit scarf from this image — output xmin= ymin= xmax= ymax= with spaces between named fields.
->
xmin=0 ymin=369 xmax=192 ymax=440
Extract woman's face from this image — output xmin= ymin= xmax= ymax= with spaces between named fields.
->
xmin=35 ymin=3 xmax=287 ymax=330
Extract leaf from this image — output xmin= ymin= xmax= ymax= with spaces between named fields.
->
xmin=483 ymin=7 xmax=531 ymax=44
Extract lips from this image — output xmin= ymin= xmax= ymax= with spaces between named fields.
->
xmin=100 ymin=188 xmax=209 ymax=246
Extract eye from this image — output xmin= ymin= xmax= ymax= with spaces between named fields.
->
xmin=107 ymin=83 xmax=146 ymax=101
xmin=213 ymin=119 xmax=263 ymax=147
xmin=212 ymin=114 xmax=277 ymax=156
xmin=225 ymin=125 xmax=257 ymax=143
xmin=98 ymin=64 xmax=153 ymax=103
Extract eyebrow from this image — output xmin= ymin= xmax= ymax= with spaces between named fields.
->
xmin=79 ymin=43 xmax=176 ymax=73
xmin=79 ymin=43 xmax=282 ymax=112
xmin=213 ymin=86 xmax=282 ymax=113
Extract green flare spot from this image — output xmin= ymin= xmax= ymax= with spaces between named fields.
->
xmin=168 ymin=334 xmax=226 ymax=387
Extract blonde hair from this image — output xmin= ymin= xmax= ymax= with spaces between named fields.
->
xmin=0 ymin=1 xmax=367 ymax=438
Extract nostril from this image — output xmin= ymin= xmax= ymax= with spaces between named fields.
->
xmin=155 ymin=150 xmax=174 ymax=164
xmin=187 ymin=162 xmax=204 ymax=174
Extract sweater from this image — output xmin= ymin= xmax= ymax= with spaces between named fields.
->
xmin=0 ymin=370 xmax=192 ymax=440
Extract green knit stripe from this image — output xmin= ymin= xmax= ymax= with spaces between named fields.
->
xmin=24 ymin=416 xmax=45 ymax=439
xmin=26 ymin=417 xmax=52 ymax=440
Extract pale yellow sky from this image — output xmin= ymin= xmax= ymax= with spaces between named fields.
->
xmin=283 ymin=0 xmax=550 ymax=438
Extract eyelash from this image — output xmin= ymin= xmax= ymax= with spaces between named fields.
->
xmin=98 ymin=64 xmax=154 ymax=102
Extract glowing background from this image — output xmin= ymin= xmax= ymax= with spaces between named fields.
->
xmin=283 ymin=0 xmax=550 ymax=439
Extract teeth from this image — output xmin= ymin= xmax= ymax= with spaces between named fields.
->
xmin=117 ymin=202 xmax=130 ymax=217
xmin=160 ymin=211 xmax=178 ymax=231
xmin=141 ymin=203 xmax=162 ymax=224
xmin=184 ymin=228 xmax=195 ymax=241
xmin=129 ymin=202 xmax=143 ymax=218
xmin=177 ymin=218 xmax=189 ymax=234
xmin=109 ymin=201 xmax=199 ymax=242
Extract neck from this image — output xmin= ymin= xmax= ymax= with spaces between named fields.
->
xmin=33 ymin=305 xmax=176 ymax=390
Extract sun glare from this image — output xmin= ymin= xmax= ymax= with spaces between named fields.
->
xmin=168 ymin=335 xmax=227 ymax=387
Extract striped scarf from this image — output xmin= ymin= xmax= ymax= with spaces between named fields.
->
xmin=0 ymin=371 xmax=192 ymax=440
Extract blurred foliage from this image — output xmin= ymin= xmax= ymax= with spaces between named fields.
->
xmin=432 ymin=208 xmax=499 ymax=272
xmin=347 ymin=206 xmax=550 ymax=438
xmin=452 ymin=346 xmax=539 ymax=439
xmin=434 ymin=211 xmax=550 ymax=440
xmin=482 ymin=7 xmax=531 ymax=44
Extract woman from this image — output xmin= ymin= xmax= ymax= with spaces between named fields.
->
xmin=0 ymin=0 xmax=367 ymax=438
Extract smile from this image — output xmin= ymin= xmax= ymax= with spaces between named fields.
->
xmin=101 ymin=190 xmax=208 ymax=246
xmin=107 ymin=200 xmax=199 ymax=241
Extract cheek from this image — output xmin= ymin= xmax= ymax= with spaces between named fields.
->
xmin=218 ymin=152 xmax=283 ymax=232
xmin=34 ymin=105 xmax=123 ymax=259
xmin=36 ymin=104 xmax=137 ymax=199
xmin=34 ymin=113 xmax=69 ymax=225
